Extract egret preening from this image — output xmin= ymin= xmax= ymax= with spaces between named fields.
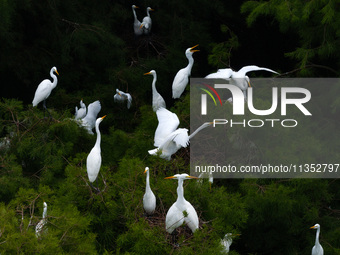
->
xmin=144 ymin=70 xmax=166 ymax=112
xmin=205 ymin=65 xmax=279 ymax=99
xmin=143 ymin=167 xmax=156 ymax=215
xmin=310 ymin=224 xmax=324 ymax=255
xmin=75 ymin=99 xmax=87 ymax=120
xmin=35 ymin=202 xmax=47 ymax=238
xmin=81 ymin=100 xmax=102 ymax=134
xmin=86 ymin=115 xmax=106 ymax=192
xmin=114 ymin=89 xmax=132 ymax=109
xmin=32 ymin=66 xmax=59 ymax=117
xmin=172 ymin=45 xmax=199 ymax=99
xmin=148 ymin=108 xmax=213 ymax=160
xmin=165 ymin=174 xmax=199 ymax=234
xmin=140 ymin=7 xmax=154 ymax=35
xmin=132 ymin=5 xmax=143 ymax=36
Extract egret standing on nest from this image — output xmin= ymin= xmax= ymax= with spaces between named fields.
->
xmin=165 ymin=174 xmax=199 ymax=234
xmin=310 ymin=224 xmax=324 ymax=255
xmin=32 ymin=66 xmax=59 ymax=117
xmin=172 ymin=45 xmax=199 ymax=99
xmin=143 ymin=167 xmax=156 ymax=215
xmin=144 ymin=70 xmax=166 ymax=112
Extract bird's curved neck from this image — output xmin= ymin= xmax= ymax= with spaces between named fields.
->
xmin=132 ymin=7 xmax=137 ymax=20
xmin=50 ymin=70 xmax=58 ymax=89
xmin=151 ymin=73 xmax=157 ymax=91
xmin=315 ymin=227 xmax=321 ymax=246
xmin=176 ymin=179 xmax=185 ymax=204
xmin=189 ymin=123 xmax=210 ymax=139
xmin=42 ymin=207 xmax=47 ymax=219
xmin=145 ymin=171 xmax=151 ymax=192
xmin=95 ymin=122 xmax=101 ymax=149
xmin=185 ymin=54 xmax=194 ymax=75
xmin=147 ymin=9 xmax=151 ymax=17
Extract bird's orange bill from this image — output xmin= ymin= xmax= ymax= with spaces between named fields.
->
xmin=144 ymin=72 xmax=151 ymax=75
xmin=310 ymin=226 xmax=316 ymax=229
xmin=144 ymin=169 xmax=148 ymax=174
xmin=190 ymin=44 xmax=200 ymax=53
xmin=135 ymin=6 xmax=139 ymax=8
xmin=150 ymin=8 xmax=155 ymax=11
xmin=101 ymin=115 xmax=107 ymax=119
xmin=140 ymin=24 xmax=144 ymax=29
xmin=188 ymin=176 xmax=199 ymax=179
xmin=164 ymin=176 xmax=175 ymax=179
xmin=55 ymin=69 xmax=59 ymax=75
xmin=248 ymin=81 xmax=251 ymax=87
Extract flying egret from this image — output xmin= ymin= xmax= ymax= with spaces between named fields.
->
xmin=172 ymin=45 xmax=199 ymax=99
xmin=140 ymin=7 xmax=154 ymax=34
xmin=132 ymin=5 xmax=143 ymax=36
xmin=143 ymin=167 xmax=156 ymax=215
xmin=144 ymin=70 xmax=166 ymax=112
xmin=148 ymin=108 xmax=213 ymax=160
xmin=75 ymin=99 xmax=87 ymax=119
xmin=114 ymin=89 xmax=132 ymax=109
xmin=35 ymin=202 xmax=47 ymax=238
xmin=81 ymin=100 xmax=102 ymax=134
xmin=205 ymin=65 xmax=279 ymax=99
xmin=32 ymin=66 xmax=59 ymax=117
xmin=86 ymin=115 xmax=106 ymax=191
xmin=310 ymin=224 xmax=324 ymax=255
xmin=165 ymin=173 xmax=199 ymax=234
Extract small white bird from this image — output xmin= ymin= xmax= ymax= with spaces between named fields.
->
xmin=132 ymin=5 xmax=143 ymax=36
xmin=114 ymin=89 xmax=132 ymax=109
xmin=81 ymin=100 xmax=102 ymax=134
xmin=198 ymin=172 xmax=214 ymax=189
xmin=310 ymin=224 xmax=324 ymax=255
xmin=221 ymin=233 xmax=240 ymax=254
xmin=140 ymin=7 xmax=154 ymax=35
xmin=205 ymin=65 xmax=279 ymax=99
xmin=143 ymin=167 xmax=156 ymax=215
xmin=32 ymin=67 xmax=59 ymax=116
xmin=86 ymin=116 xmax=106 ymax=187
xmin=172 ymin=45 xmax=199 ymax=99
xmin=75 ymin=99 xmax=87 ymax=119
xmin=144 ymin=70 xmax=166 ymax=112
xmin=35 ymin=202 xmax=48 ymax=238
xmin=165 ymin=174 xmax=199 ymax=234
xmin=148 ymin=108 xmax=213 ymax=160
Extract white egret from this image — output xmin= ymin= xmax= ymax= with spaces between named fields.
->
xmin=114 ymin=88 xmax=132 ymax=109
xmin=140 ymin=7 xmax=154 ymax=35
xmin=165 ymin=173 xmax=199 ymax=234
xmin=75 ymin=99 xmax=87 ymax=119
xmin=221 ymin=233 xmax=240 ymax=254
xmin=144 ymin=70 xmax=166 ymax=112
xmin=198 ymin=172 xmax=213 ymax=189
xmin=132 ymin=5 xmax=143 ymax=36
xmin=310 ymin=224 xmax=324 ymax=255
xmin=86 ymin=115 xmax=106 ymax=191
xmin=32 ymin=66 xmax=59 ymax=116
xmin=35 ymin=202 xmax=47 ymax=238
xmin=143 ymin=167 xmax=156 ymax=215
xmin=205 ymin=65 xmax=279 ymax=99
xmin=172 ymin=45 xmax=199 ymax=99
xmin=148 ymin=108 xmax=213 ymax=160
xmin=81 ymin=100 xmax=102 ymax=134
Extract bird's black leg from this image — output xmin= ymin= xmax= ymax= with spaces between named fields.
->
xmin=171 ymin=229 xmax=179 ymax=247
xmin=43 ymin=100 xmax=53 ymax=119
xmin=90 ymin=181 xmax=100 ymax=194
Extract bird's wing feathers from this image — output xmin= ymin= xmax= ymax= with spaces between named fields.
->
xmin=237 ymin=65 xmax=279 ymax=77
xmin=83 ymin=100 xmax=101 ymax=122
xmin=127 ymin=93 xmax=132 ymax=109
xmin=154 ymin=108 xmax=180 ymax=147
xmin=205 ymin=68 xmax=233 ymax=79
xmin=172 ymin=69 xmax=189 ymax=99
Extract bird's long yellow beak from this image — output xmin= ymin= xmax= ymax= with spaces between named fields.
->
xmin=150 ymin=8 xmax=155 ymax=11
xmin=248 ymin=81 xmax=251 ymax=87
xmin=144 ymin=72 xmax=151 ymax=75
xmin=101 ymin=115 xmax=107 ymax=119
xmin=310 ymin=226 xmax=316 ymax=229
xmin=55 ymin=69 xmax=59 ymax=75
xmin=140 ymin=24 xmax=144 ymax=29
xmin=164 ymin=176 xmax=175 ymax=179
xmin=135 ymin=6 xmax=139 ymax=8
xmin=190 ymin=44 xmax=200 ymax=53
xmin=144 ymin=169 xmax=148 ymax=174
xmin=188 ymin=176 xmax=199 ymax=179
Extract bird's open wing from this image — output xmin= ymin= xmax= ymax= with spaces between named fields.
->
xmin=154 ymin=108 xmax=179 ymax=147
xmin=205 ymin=68 xmax=233 ymax=79
xmin=126 ymin=93 xmax=132 ymax=109
xmin=237 ymin=65 xmax=279 ymax=77
xmin=114 ymin=93 xmax=124 ymax=103
xmin=83 ymin=100 xmax=101 ymax=122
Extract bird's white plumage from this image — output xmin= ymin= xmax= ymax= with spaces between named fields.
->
xmin=154 ymin=108 xmax=179 ymax=147
xmin=114 ymin=89 xmax=132 ymax=109
xmin=140 ymin=7 xmax=153 ymax=34
xmin=221 ymin=233 xmax=234 ymax=253
xmin=311 ymin=224 xmax=324 ymax=255
xmin=32 ymin=67 xmax=59 ymax=107
xmin=35 ymin=202 xmax=48 ymax=238
xmin=172 ymin=45 xmax=199 ymax=99
xmin=75 ymin=99 xmax=87 ymax=119
xmin=132 ymin=5 xmax=143 ymax=36
xmin=86 ymin=116 xmax=105 ymax=183
xmin=143 ymin=167 xmax=156 ymax=215
xmin=81 ymin=100 xmax=101 ymax=134
xmin=144 ymin=70 xmax=166 ymax=112
xmin=165 ymin=174 xmax=199 ymax=234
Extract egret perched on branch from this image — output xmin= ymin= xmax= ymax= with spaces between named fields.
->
xmin=205 ymin=65 xmax=279 ymax=99
xmin=140 ymin=7 xmax=154 ymax=34
xmin=35 ymin=202 xmax=48 ymax=238
xmin=148 ymin=108 xmax=213 ymax=160
xmin=165 ymin=174 xmax=199 ymax=234
xmin=75 ymin=99 xmax=86 ymax=119
xmin=114 ymin=89 xmax=132 ymax=109
xmin=86 ymin=115 xmax=106 ymax=192
xmin=81 ymin=100 xmax=101 ymax=134
xmin=32 ymin=66 xmax=59 ymax=117
xmin=172 ymin=45 xmax=199 ymax=99
xmin=143 ymin=167 xmax=156 ymax=215
xmin=132 ymin=5 xmax=143 ymax=36
xmin=310 ymin=224 xmax=324 ymax=255
xmin=144 ymin=70 xmax=166 ymax=112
